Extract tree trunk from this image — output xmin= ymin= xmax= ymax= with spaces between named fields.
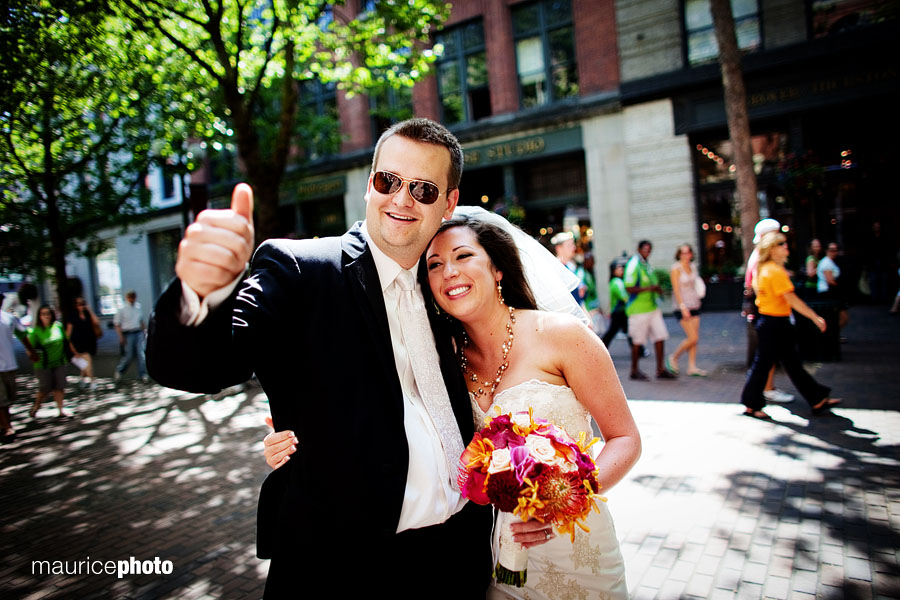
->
xmin=252 ymin=175 xmax=283 ymax=244
xmin=709 ymin=0 xmax=759 ymax=263
xmin=41 ymin=88 xmax=73 ymax=317
xmin=222 ymin=84 xmax=285 ymax=245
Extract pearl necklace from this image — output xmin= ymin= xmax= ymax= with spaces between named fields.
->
xmin=459 ymin=306 xmax=516 ymax=401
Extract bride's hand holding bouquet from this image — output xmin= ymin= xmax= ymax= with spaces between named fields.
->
xmin=457 ymin=408 xmax=605 ymax=586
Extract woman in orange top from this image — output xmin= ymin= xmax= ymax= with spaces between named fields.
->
xmin=741 ymin=232 xmax=841 ymax=419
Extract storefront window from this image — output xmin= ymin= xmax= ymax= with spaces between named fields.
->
xmin=290 ymin=197 xmax=347 ymax=239
xmin=694 ymin=132 xmax=788 ymax=278
xmin=515 ymin=152 xmax=588 ymax=239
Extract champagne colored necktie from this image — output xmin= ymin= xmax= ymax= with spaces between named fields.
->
xmin=395 ymin=269 xmax=465 ymax=490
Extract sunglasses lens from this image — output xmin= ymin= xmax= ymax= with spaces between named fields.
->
xmin=373 ymin=171 xmax=440 ymax=204
xmin=373 ymin=171 xmax=401 ymax=195
xmin=408 ymin=181 xmax=439 ymax=205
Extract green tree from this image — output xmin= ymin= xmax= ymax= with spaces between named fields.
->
xmin=117 ymin=0 xmax=450 ymax=243
xmin=0 ymin=1 xmax=195 ymax=313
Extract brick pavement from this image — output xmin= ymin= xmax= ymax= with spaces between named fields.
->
xmin=1 ymin=305 xmax=898 ymax=599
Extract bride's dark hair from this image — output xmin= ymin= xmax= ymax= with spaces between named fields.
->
xmin=430 ymin=217 xmax=538 ymax=311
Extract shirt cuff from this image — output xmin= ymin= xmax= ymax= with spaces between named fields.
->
xmin=179 ymin=274 xmax=244 ymax=326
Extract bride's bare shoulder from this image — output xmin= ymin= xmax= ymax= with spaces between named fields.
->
xmin=518 ymin=309 xmax=592 ymax=341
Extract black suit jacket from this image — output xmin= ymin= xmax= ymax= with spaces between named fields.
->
xmin=146 ymin=224 xmax=481 ymax=574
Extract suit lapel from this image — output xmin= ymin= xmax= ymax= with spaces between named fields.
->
xmin=343 ymin=225 xmax=404 ymax=408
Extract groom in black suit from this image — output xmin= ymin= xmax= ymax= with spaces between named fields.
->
xmin=146 ymin=119 xmax=493 ymax=597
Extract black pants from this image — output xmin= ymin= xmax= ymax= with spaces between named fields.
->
xmin=263 ymin=501 xmax=492 ymax=599
xmin=741 ymin=315 xmax=830 ymax=410
xmin=602 ymin=310 xmax=628 ymax=349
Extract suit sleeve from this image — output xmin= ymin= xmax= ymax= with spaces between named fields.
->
xmin=146 ymin=241 xmax=296 ymax=394
xmin=146 ymin=277 xmax=251 ymax=393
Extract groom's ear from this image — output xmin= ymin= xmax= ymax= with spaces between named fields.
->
xmin=364 ymin=172 xmax=374 ymax=203
xmin=443 ymin=188 xmax=460 ymax=219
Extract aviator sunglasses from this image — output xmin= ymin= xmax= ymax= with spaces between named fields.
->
xmin=372 ymin=170 xmax=446 ymax=205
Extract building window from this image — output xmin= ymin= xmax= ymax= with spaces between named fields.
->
xmin=684 ymin=0 xmax=761 ymax=66
xmin=512 ymin=0 xmax=578 ymax=109
xmin=299 ymin=79 xmax=339 ymax=161
xmin=434 ymin=20 xmax=491 ymax=124
xmin=370 ymin=84 xmax=413 ymax=139
xmin=94 ymin=246 xmax=122 ymax=316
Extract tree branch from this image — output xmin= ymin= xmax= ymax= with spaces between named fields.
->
xmin=123 ymin=0 xmax=224 ymax=84
xmin=138 ymin=0 xmax=208 ymax=28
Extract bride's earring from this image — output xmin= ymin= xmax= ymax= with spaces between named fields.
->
xmin=497 ymin=281 xmax=505 ymax=305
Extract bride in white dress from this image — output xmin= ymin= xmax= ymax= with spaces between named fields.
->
xmin=425 ymin=218 xmax=640 ymax=600
xmin=264 ymin=215 xmax=641 ymax=599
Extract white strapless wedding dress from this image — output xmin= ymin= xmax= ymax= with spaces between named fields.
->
xmin=471 ymin=379 xmax=628 ymax=600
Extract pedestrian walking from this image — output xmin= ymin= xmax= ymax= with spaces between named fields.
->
xmin=803 ymin=238 xmax=822 ymax=298
xmin=114 ymin=291 xmax=148 ymax=383
xmin=817 ymin=242 xmax=850 ymax=337
xmin=1 ymin=294 xmax=38 ymax=439
xmin=552 ymin=231 xmax=589 ymax=312
xmin=601 ymin=260 xmax=629 ymax=349
xmin=667 ymin=243 xmax=707 ymax=376
xmin=66 ymin=296 xmax=102 ymax=389
xmin=27 ymin=305 xmax=76 ymax=419
xmin=743 ymin=219 xmax=795 ymax=404
xmin=624 ymin=240 xmax=676 ymax=380
xmin=741 ymin=231 xmax=841 ymax=419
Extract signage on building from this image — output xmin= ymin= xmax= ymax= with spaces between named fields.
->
xmin=287 ymin=176 xmax=346 ymax=205
xmin=675 ymin=63 xmax=898 ymax=133
xmin=463 ymin=127 xmax=583 ymax=168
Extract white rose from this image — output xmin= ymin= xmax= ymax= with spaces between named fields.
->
xmin=525 ymin=435 xmax=560 ymax=465
xmin=511 ymin=412 xmax=532 ymax=429
xmin=560 ymin=459 xmax=579 ymax=473
xmin=487 ymin=448 xmax=513 ymax=474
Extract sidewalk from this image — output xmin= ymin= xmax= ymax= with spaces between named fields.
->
xmin=1 ymin=305 xmax=898 ymax=599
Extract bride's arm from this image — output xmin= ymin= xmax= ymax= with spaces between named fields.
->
xmin=546 ymin=316 xmax=641 ymax=492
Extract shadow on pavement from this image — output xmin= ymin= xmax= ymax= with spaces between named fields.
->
xmin=1 ymin=378 xmax=269 ymax=600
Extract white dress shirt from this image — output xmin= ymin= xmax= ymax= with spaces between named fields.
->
xmin=179 ymin=223 xmax=465 ymax=531
xmin=362 ymin=222 xmax=465 ymax=532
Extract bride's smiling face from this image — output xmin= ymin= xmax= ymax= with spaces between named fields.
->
xmin=426 ymin=226 xmax=502 ymax=321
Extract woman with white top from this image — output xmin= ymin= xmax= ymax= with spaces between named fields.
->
xmin=667 ymin=243 xmax=707 ymax=376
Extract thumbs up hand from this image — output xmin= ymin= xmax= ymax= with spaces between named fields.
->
xmin=175 ymin=183 xmax=256 ymax=299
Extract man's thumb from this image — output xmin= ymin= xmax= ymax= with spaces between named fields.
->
xmin=231 ymin=183 xmax=254 ymax=222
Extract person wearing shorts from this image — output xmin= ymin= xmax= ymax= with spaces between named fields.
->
xmin=27 ymin=305 xmax=75 ymax=419
xmin=624 ymin=240 xmax=676 ymax=380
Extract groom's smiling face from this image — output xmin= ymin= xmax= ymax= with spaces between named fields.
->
xmin=365 ymin=134 xmax=459 ymax=269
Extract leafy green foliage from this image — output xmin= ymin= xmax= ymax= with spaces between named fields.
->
xmin=116 ymin=0 xmax=450 ymax=240
xmin=0 ymin=0 xmax=194 ymax=306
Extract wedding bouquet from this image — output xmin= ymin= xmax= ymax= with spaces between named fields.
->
xmin=457 ymin=408 xmax=606 ymax=586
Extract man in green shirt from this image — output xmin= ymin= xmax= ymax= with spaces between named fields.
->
xmin=624 ymin=240 xmax=676 ymax=380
